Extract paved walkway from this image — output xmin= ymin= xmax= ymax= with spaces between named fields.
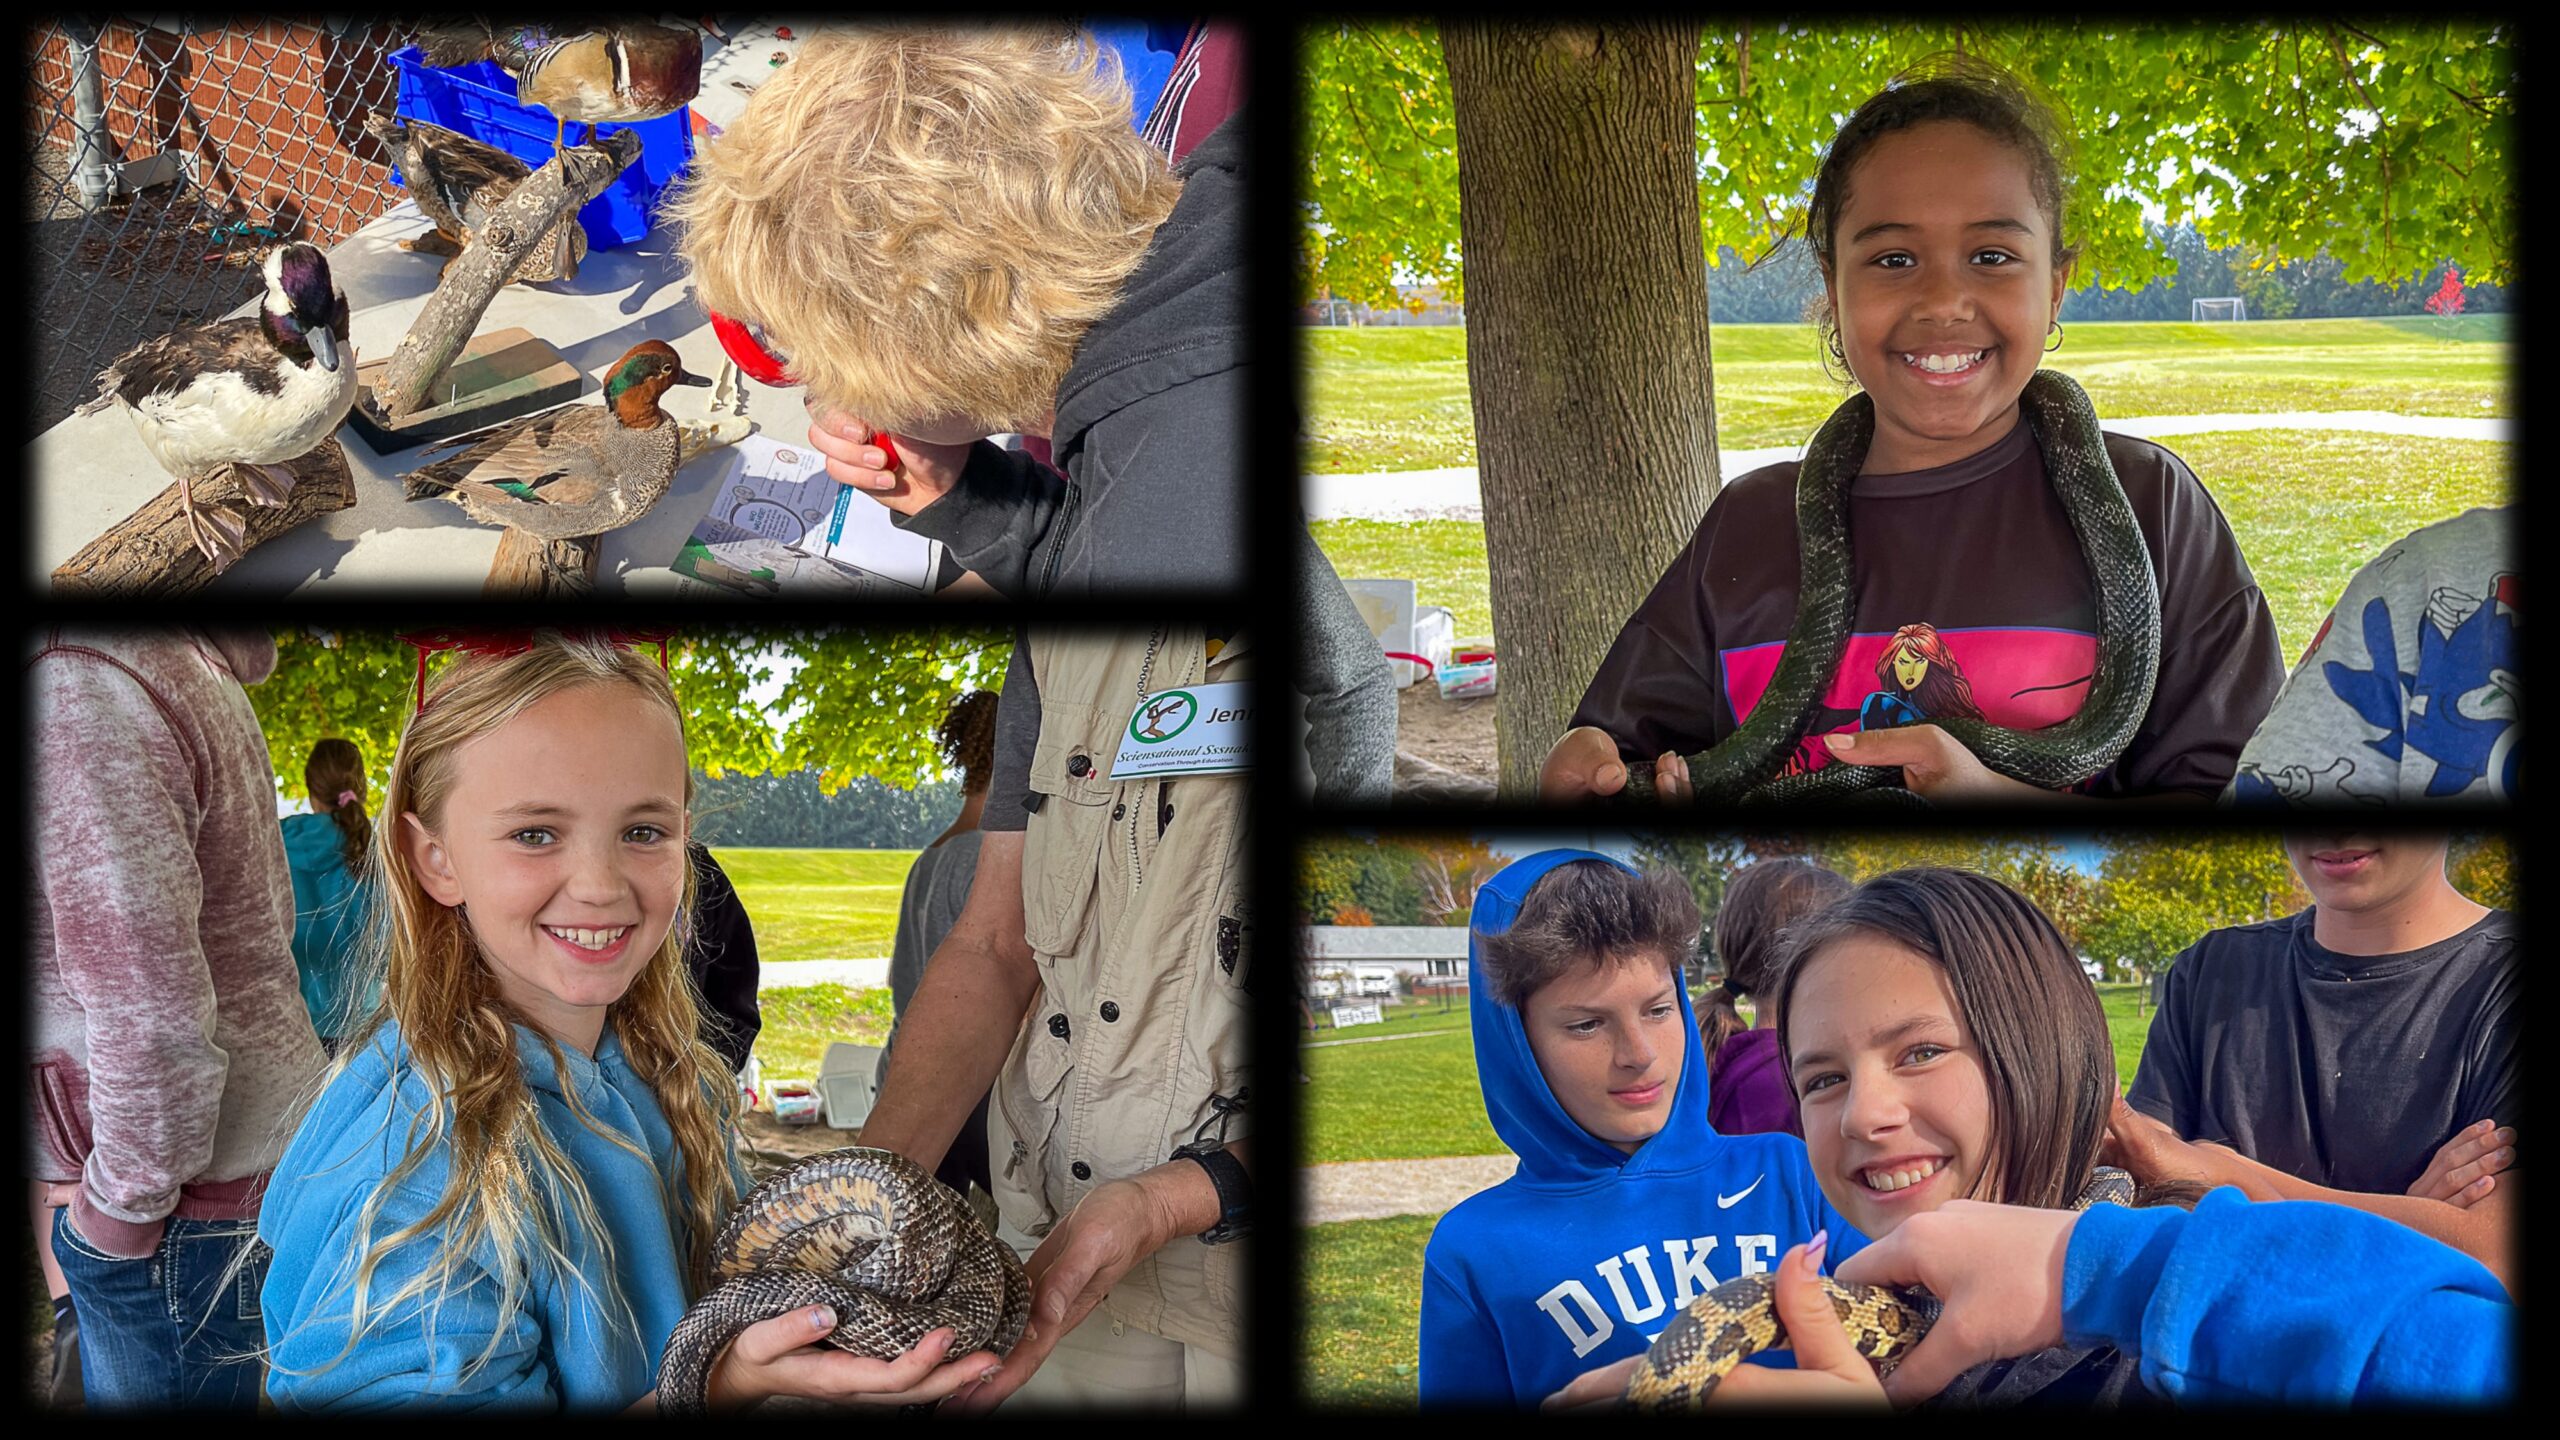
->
xmin=1303 ymin=1153 xmax=1518 ymax=1225
xmin=1305 ymin=410 xmax=2512 ymax=521
xmin=758 ymin=958 xmax=890 ymax=992
xmin=1304 ymin=1026 xmax=1467 ymax=1049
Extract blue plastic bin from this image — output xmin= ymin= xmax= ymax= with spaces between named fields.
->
xmin=1087 ymin=22 xmax=1181 ymax=134
xmin=384 ymin=45 xmax=693 ymax=250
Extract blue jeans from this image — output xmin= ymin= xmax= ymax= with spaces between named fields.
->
xmin=51 ymin=1208 xmax=270 ymax=1410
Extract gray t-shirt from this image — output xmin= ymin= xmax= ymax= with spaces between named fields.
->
xmin=2223 ymin=505 xmax=2517 ymax=807
xmin=2127 ymin=907 xmax=2518 ymax=1194
xmin=874 ymin=829 xmax=986 ymax=1091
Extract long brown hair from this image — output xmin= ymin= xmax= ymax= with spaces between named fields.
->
xmin=1701 ymin=860 xmax=1850 ymax=1087
xmin=1771 ymin=867 xmax=2197 ymax=1210
xmin=268 ymin=633 xmax=738 ymax=1385
xmin=304 ymin=737 xmax=371 ymax=871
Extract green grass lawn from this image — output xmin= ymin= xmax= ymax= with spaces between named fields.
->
xmin=1298 ymin=983 xmax=2164 ymax=1406
xmin=1304 ymin=983 xmax=2157 ymax=1168
xmin=1315 ymin=430 xmax=2510 ymax=666
xmin=712 ymin=847 xmax=919 ymax=961
xmin=1304 ymin=314 xmax=2510 ymax=474
xmin=749 ymin=981 xmax=898 ymax=1082
xmin=1302 ymin=1212 xmax=1437 ymax=1409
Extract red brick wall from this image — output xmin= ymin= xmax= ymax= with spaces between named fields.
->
xmin=27 ymin=18 xmax=404 ymax=245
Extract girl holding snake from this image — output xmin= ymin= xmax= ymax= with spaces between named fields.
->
xmin=1546 ymin=868 xmax=2515 ymax=1408
xmin=255 ymin=633 xmax=995 ymax=1412
xmin=1543 ymin=57 xmax=2285 ymax=805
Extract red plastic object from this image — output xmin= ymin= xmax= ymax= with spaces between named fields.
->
xmin=775 ymin=25 xmax=793 ymax=40
xmin=1383 ymin=650 xmax=1436 ymax=677
xmin=708 ymin=307 xmax=794 ymax=386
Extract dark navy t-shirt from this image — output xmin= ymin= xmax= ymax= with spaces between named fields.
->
xmin=2127 ymin=907 xmax=2519 ymax=1194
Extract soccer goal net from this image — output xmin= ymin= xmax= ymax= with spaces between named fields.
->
xmin=2192 ymin=297 xmax=2247 ymax=322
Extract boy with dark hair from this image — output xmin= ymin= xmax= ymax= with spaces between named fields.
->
xmin=1419 ymin=849 xmax=1862 ymax=1408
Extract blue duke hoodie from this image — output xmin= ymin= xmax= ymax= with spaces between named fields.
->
xmin=1418 ymin=850 xmax=1867 ymax=1409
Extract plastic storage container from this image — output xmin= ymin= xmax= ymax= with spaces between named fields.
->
xmin=769 ymin=1079 xmax=820 ymax=1124
xmin=384 ymin=45 xmax=695 ymax=250
xmin=815 ymin=1041 xmax=884 ymax=1130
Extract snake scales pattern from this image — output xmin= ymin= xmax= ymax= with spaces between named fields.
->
xmin=1618 ymin=370 xmax=2162 ymax=805
xmin=1623 ymin=1167 xmax=2138 ymax=1409
xmin=656 ymin=1148 xmax=1031 ymax=1414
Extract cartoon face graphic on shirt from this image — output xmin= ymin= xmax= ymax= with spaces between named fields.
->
xmin=1857 ymin=621 xmax=1987 ymax=733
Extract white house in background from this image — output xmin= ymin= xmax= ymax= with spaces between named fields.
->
xmin=1302 ymin=925 xmax=1470 ymax=997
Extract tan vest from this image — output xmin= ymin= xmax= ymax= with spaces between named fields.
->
xmin=987 ymin=626 xmax=1252 ymax=1355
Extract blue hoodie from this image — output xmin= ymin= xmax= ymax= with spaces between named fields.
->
xmin=278 ymin=811 xmax=380 ymax=1039
xmin=1419 ymin=850 xmax=1867 ymax=1409
xmin=261 ymin=1019 xmax=746 ymax=1412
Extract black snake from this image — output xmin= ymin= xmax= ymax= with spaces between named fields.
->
xmin=656 ymin=1148 xmax=1030 ymax=1414
xmin=1617 ymin=370 xmax=2161 ymax=805
xmin=1623 ymin=1167 xmax=2138 ymax=1409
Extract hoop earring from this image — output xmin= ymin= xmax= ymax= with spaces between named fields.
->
xmin=1820 ymin=328 xmax=1853 ymax=387
xmin=2045 ymin=319 xmax=2065 ymax=353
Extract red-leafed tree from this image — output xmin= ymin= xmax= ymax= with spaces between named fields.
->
xmin=2425 ymin=267 xmax=2468 ymax=317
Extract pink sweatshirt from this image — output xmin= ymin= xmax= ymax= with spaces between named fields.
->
xmin=28 ymin=627 xmax=326 ymax=1258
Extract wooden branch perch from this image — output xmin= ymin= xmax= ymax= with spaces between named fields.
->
xmin=367 ymin=130 xmax=642 ymax=421
xmin=52 ymin=441 xmax=354 ymax=597
xmin=486 ymin=528 xmax=601 ymax=599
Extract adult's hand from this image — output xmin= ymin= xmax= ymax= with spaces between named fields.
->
xmin=804 ymin=406 xmax=975 ymax=516
xmin=1829 ymin=1201 xmax=2081 ymax=1406
xmin=1818 ymin=727 xmax=2061 ymax=804
xmin=703 ymin=1310 xmax=998 ymax=1410
xmin=2408 ymin=1119 xmax=2516 ymax=1208
xmin=1539 ymin=727 xmax=1693 ymax=803
xmin=938 ymin=1168 xmax=1202 ymax=1414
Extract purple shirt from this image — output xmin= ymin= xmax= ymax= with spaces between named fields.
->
xmin=1707 ymin=1026 xmax=1801 ymax=1138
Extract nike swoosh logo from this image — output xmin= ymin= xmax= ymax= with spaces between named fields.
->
xmin=1716 ymin=1176 xmax=1765 ymax=1208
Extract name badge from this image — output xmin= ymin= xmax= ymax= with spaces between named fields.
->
xmin=1113 ymin=682 xmax=1252 ymax=779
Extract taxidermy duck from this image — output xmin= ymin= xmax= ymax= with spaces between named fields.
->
xmin=401 ymin=340 xmax=712 ymax=539
xmin=74 ymin=240 xmax=355 ymax=572
xmin=416 ymin=20 xmax=702 ymax=154
xmin=366 ymin=112 xmax=586 ymax=282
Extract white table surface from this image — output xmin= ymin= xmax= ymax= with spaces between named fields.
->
xmin=32 ymin=197 xmax=808 ymax=598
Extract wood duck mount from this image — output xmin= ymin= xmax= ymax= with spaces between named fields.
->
xmin=347 ymin=127 xmax=643 ymax=452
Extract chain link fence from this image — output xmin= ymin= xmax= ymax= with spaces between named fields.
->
xmin=25 ymin=17 xmax=410 ymax=432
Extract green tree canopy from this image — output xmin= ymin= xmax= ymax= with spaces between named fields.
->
xmin=1303 ymin=21 xmax=2514 ymax=307
xmin=2079 ymin=833 xmax=2308 ymax=977
xmin=249 ymin=627 xmax=1008 ymax=813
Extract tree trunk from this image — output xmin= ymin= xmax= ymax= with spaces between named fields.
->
xmin=367 ymin=130 xmax=641 ymax=421
xmin=1441 ymin=23 xmax=1721 ymax=796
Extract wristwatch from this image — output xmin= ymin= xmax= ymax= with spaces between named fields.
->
xmin=1173 ymin=1141 xmax=1252 ymax=1244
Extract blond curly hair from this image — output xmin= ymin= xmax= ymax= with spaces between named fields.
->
xmin=265 ymin=634 xmax=736 ymax=1388
xmin=670 ymin=25 xmax=1184 ymax=433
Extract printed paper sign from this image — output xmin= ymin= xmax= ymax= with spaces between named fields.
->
xmin=1331 ymin=1000 xmax=1384 ymax=1029
xmin=1110 ymin=681 xmax=1251 ymax=779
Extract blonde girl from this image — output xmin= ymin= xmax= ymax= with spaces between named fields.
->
xmin=257 ymin=632 xmax=997 ymax=1411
